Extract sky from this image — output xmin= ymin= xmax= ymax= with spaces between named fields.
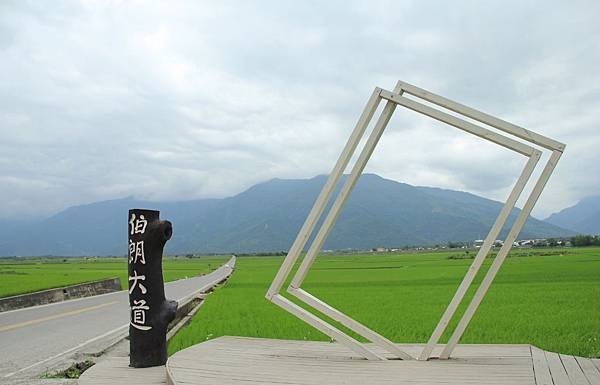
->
xmin=1 ymin=0 xmax=599 ymax=220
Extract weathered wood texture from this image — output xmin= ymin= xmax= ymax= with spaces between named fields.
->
xmin=80 ymin=357 xmax=166 ymax=385
xmin=79 ymin=337 xmax=599 ymax=385
xmin=128 ymin=209 xmax=178 ymax=368
xmin=163 ymin=337 xmax=600 ymax=385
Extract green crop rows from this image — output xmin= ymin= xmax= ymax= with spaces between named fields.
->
xmin=168 ymin=248 xmax=600 ymax=358
xmin=2 ymin=248 xmax=597 ymax=358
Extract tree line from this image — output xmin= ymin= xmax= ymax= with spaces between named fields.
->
xmin=569 ymin=235 xmax=600 ymax=247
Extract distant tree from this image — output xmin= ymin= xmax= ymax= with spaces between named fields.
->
xmin=570 ymin=235 xmax=596 ymax=247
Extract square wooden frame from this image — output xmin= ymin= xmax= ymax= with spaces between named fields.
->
xmin=266 ymin=80 xmax=565 ymax=361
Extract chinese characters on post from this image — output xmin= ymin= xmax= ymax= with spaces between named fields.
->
xmin=129 ymin=213 xmax=151 ymax=331
xmin=128 ymin=209 xmax=177 ymax=368
xmin=131 ymin=299 xmax=151 ymax=331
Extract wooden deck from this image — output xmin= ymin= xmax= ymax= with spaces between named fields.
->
xmin=78 ymin=336 xmax=600 ymax=385
xmin=80 ymin=357 xmax=166 ymax=385
xmin=164 ymin=336 xmax=600 ymax=385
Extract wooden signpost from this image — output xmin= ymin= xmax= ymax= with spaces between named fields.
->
xmin=128 ymin=209 xmax=178 ymax=368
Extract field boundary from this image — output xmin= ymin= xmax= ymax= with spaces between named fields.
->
xmin=0 ymin=277 xmax=122 ymax=312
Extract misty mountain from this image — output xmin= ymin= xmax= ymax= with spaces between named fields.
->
xmin=0 ymin=174 xmax=571 ymax=256
xmin=544 ymin=196 xmax=600 ymax=235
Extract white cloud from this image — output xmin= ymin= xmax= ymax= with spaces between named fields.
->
xmin=0 ymin=0 xmax=599 ymax=220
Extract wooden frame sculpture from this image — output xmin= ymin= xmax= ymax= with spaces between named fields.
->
xmin=266 ymin=80 xmax=565 ymax=361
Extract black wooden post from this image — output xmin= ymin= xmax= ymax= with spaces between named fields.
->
xmin=128 ymin=209 xmax=178 ymax=368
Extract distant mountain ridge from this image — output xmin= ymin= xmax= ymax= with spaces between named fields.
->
xmin=544 ymin=196 xmax=600 ymax=235
xmin=0 ymin=174 xmax=572 ymax=256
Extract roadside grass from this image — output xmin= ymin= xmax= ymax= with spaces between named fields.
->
xmin=0 ymin=256 xmax=229 ymax=298
xmin=168 ymin=247 xmax=600 ymax=358
xmin=41 ymin=359 xmax=95 ymax=379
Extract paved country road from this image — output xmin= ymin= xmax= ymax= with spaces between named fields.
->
xmin=0 ymin=257 xmax=235 ymax=381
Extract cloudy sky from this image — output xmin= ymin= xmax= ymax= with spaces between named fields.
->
xmin=1 ymin=1 xmax=599 ymax=220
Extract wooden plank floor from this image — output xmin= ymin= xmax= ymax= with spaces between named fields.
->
xmin=80 ymin=357 xmax=166 ymax=385
xmin=163 ymin=336 xmax=600 ymax=385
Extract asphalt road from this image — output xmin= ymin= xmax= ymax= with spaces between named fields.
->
xmin=0 ymin=257 xmax=235 ymax=381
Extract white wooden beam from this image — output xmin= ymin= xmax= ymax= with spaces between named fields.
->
xmin=394 ymin=80 xmax=565 ymax=152
xmin=290 ymin=98 xmax=398 ymax=289
xmin=270 ymin=294 xmax=386 ymax=360
xmin=379 ymin=90 xmax=535 ymax=157
xmin=289 ymin=288 xmax=414 ymax=360
xmin=266 ymin=88 xmax=382 ymax=300
xmin=439 ymin=150 xmax=563 ymax=359
xmin=418 ymin=150 xmax=541 ymax=360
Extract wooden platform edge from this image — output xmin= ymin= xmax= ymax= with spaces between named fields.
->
xmin=164 ymin=337 xmax=600 ymax=385
xmin=78 ymin=338 xmax=600 ymax=385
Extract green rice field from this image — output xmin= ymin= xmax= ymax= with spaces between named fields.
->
xmin=167 ymin=248 xmax=600 ymax=358
xmin=1 ymin=248 xmax=597 ymax=359
xmin=0 ymin=256 xmax=229 ymax=298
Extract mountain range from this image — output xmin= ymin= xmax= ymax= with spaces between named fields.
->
xmin=544 ymin=196 xmax=600 ymax=235
xmin=0 ymin=174 xmax=577 ymax=256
